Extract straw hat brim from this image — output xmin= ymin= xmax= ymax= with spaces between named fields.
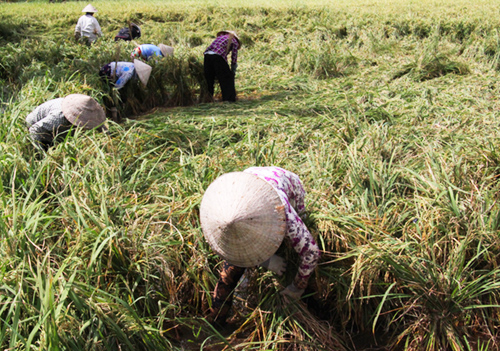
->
xmin=158 ymin=44 xmax=174 ymax=57
xmin=61 ymin=94 xmax=106 ymax=129
xmin=82 ymin=4 xmax=97 ymax=13
xmin=217 ymin=30 xmax=241 ymax=47
xmin=200 ymin=172 xmax=286 ymax=267
xmin=133 ymin=59 xmax=152 ymax=87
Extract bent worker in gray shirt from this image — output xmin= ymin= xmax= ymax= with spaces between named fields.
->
xmin=26 ymin=94 xmax=107 ymax=151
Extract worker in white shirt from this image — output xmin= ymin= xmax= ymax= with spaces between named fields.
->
xmin=74 ymin=4 xmax=102 ymax=45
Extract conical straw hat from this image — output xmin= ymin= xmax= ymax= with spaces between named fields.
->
xmin=82 ymin=4 xmax=98 ymax=13
xmin=217 ymin=30 xmax=241 ymax=47
xmin=61 ymin=94 xmax=106 ymax=129
xmin=158 ymin=44 xmax=174 ymax=57
xmin=200 ymin=172 xmax=286 ymax=267
xmin=133 ymin=59 xmax=152 ymax=87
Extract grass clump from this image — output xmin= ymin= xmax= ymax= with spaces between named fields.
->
xmin=393 ymin=51 xmax=470 ymax=82
xmin=291 ymin=45 xmax=358 ymax=79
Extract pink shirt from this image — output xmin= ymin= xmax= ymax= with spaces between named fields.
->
xmin=244 ymin=167 xmax=320 ymax=288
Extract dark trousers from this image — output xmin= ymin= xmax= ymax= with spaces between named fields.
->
xmin=204 ymin=54 xmax=236 ymax=102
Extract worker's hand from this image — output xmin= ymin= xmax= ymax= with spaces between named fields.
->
xmin=206 ymin=306 xmax=229 ymax=329
xmin=231 ymin=63 xmax=237 ymax=75
xmin=280 ymin=283 xmax=305 ymax=300
xmin=74 ymin=32 xmax=81 ymax=41
xmin=259 ymin=254 xmax=286 ymax=276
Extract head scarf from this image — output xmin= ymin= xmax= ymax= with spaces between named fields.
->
xmin=99 ymin=63 xmax=112 ymax=78
xmin=130 ymin=46 xmax=142 ymax=59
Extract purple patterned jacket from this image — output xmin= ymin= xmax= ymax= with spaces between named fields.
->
xmin=244 ymin=166 xmax=320 ymax=289
xmin=204 ymin=34 xmax=239 ymax=66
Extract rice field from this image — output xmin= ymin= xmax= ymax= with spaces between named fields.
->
xmin=1 ymin=0 xmax=500 ymax=350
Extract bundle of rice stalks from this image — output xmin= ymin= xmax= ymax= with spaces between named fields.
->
xmin=278 ymin=295 xmax=347 ymax=351
xmin=161 ymin=54 xmax=199 ymax=107
xmin=187 ymin=55 xmax=212 ymax=103
xmin=214 ymin=271 xmax=348 ymax=351
xmin=100 ymin=54 xmax=208 ymax=119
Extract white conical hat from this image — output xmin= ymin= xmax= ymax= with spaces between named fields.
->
xmin=158 ymin=44 xmax=174 ymax=57
xmin=82 ymin=4 xmax=98 ymax=13
xmin=61 ymin=94 xmax=106 ymax=129
xmin=200 ymin=172 xmax=286 ymax=267
xmin=133 ymin=59 xmax=152 ymax=87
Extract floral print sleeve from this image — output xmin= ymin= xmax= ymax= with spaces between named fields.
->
xmin=243 ymin=166 xmax=320 ymax=289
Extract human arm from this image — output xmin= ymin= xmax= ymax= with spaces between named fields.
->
xmin=75 ymin=18 xmax=81 ymax=34
xmin=260 ymin=254 xmax=286 ymax=276
xmin=26 ymin=111 xmax=38 ymax=128
xmin=74 ymin=18 xmax=82 ymax=40
xmin=27 ymin=112 xmax=68 ymax=150
xmin=208 ymin=261 xmax=246 ymax=326
xmin=230 ymin=38 xmax=239 ymax=69
xmin=284 ymin=210 xmax=320 ymax=298
xmin=93 ymin=17 xmax=102 ymax=37
xmin=281 ymin=283 xmax=305 ymax=299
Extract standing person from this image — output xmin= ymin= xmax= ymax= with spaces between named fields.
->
xmin=200 ymin=166 xmax=321 ymax=326
xmin=131 ymin=44 xmax=174 ymax=61
xmin=26 ymin=94 xmax=107 ymax=151
xmin=74 ymin=4 xmax=103 ymax=45
xmin=203 ymin=30 xmax=241 ymax=102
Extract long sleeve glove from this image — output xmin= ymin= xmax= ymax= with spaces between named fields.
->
xmin=259 ymin=254 xmax=286 ymax=276
xmin=280 ymin=283 xmax=305 ymax=300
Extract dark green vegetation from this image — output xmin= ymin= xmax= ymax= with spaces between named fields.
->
xmin=1 ymin=0 xmax=500 ymax=349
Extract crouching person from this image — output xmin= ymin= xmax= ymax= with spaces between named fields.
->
xmin=131 ymin=44 xmax=174 ymax=61
xmin=98 ymin=60 xmax=152 ymax=121
xmin=200 ymin=166 xmax=321 ymax=326
xmin=26 ymin=94 xmax=107 ymax=151
xmin=99 ymin=60 xmax=152 ymax=90
xmin=114 ymin=23 xmax=141 ymax=41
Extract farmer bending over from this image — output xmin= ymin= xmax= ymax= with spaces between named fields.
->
xmin=74 ymin=4 xmax=102 ymax=45
xmin=200 ymin=166 xmax=320 ymax=326
xmin=114 ymin=23 xmax=141 ymax=42
xmin=26 ymin=94 xmax=106 ymax=151
xmin=203 ymin=30 xmax=241 ymax=102
xmin=131 ymin=44 xmax=174 ymax=61
xmin=99 ymin=60 xmax=152 ymax=90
